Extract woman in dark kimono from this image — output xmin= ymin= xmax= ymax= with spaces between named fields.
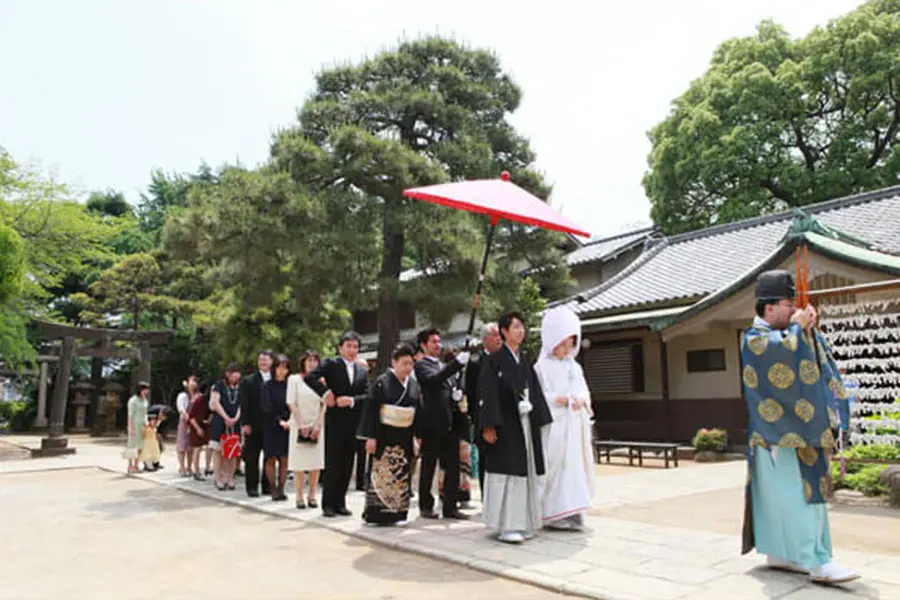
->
xmin=358 ymin=343 xmax=422 ymax=526
xmin=262 ymin=354 xmax=291 ymax=501
xmin=479 ymin=311 xmax=553 ymax=544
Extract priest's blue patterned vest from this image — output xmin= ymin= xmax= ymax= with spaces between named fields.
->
xmin=741 ymin=318 xmax=847 ymax=503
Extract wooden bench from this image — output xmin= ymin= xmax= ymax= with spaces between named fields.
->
xmin=593 ymin=440 xmax=681 ymax=468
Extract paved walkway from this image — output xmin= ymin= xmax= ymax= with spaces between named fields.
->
xmin=2 ymin=435 xmax=898 ymax=600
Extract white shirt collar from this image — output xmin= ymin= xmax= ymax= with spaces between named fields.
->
xmin=505 ymin=343 xmax=520 ymax=363
xmin=390 ymin=369 xmax=409 ymax=389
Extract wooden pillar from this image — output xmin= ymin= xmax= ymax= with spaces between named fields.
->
xmin=138 ymin=340 xmax=151 ymax=385
xmin=34 ymin=361 xmax=49 ymax=428
xmin=659 ymin=333 xmax=671 ymax=442
xmin=35 ymin=336 xmax=76 ymax=457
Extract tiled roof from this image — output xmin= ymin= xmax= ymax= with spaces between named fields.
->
xmin=565 ymin=227 xmax=657 ymax=267
xmin=561 ymin=187 xmax=900 ymax=316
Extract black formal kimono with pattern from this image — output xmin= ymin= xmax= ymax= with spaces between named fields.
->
xmin=357 ymin=370 xmax=422 ymax=524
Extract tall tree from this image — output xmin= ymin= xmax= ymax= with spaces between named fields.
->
xmin=271 ymin=37 xmax=570 ymax=369
xmin=86 ymin=189 xmax=131 ymax=218
xmin=70 ymin=253 xmax=187 ymax=329
xmin=644 ymin=0 xmax=900 ymax=234
xmin=163 ymin=166 xmax=353 ymax=364
xmin=0 ymin=223 xmax=29 ymax=365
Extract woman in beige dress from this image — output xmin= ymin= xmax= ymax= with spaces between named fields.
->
xmin=287 ymin=350 xmax=326 ymax=509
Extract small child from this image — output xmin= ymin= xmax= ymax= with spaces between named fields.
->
xmin=142 ymin=415 xmax=163 ymax=471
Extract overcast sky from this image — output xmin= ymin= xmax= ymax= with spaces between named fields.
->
xmin=0 ymin=0 xmax=864 ymax=239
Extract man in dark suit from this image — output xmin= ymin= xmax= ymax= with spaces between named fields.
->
xmin=464 ymin=322 xmax=503 ymax=500
xmin=415 ymin=328 xmax=471 ymax=520
xmin=304 ymin=331 xmax=370 ymax=517
xmin=240 ymin=350 xmax=273 ymax=497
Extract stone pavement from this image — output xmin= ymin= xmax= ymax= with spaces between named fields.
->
xmin=2 ymin=434 xmax=898 ymax=600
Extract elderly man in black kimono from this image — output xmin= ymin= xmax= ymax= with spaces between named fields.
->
xmin=479 ymin=311 xmax=552 ymax=544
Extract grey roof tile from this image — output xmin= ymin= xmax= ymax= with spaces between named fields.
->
xmin=566 ymin=187 xmax=900 ymax=316
xmin=565 ymin=227 xmax=657 ymax=267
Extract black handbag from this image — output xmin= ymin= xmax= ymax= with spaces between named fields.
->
xmin=296 ymin=429 xmax=318 ymax=445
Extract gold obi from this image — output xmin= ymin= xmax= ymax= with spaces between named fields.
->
xmin=380 ymin=404 xmax=415 ymax=429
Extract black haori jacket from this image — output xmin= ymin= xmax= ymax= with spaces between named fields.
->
xmin=477 ymin=345 xmax=552 ymax=477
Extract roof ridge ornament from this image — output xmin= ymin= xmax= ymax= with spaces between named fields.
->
xmin=782 ymin=208 xmax=873 ymax=249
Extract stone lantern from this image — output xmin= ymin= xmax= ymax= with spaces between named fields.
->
xmin=96 ymin=382 xmax=124 ymax=436
xmin=70 ymin=380 xmax=94 ymax=433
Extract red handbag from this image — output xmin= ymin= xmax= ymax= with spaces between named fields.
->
xmin=221 ymin=426 xmax=242 ymax=460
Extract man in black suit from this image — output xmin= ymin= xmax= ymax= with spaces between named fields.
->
xmin=415 ymin=328 xmax=471 ymax=520
xmin=240 ymin=350 xmax=273 ymax=497
xmin=464 ymin=322 xmax=503 ymax=500
xmin=304 ymin=331 xmax=370 ymax=517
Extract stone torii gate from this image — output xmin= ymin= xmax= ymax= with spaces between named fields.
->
xmin=33 ymin=321 xmax=172 ymax=457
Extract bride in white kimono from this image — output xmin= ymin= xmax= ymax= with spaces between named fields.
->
xmin=534 ymin=305 xmax=595 ymax=530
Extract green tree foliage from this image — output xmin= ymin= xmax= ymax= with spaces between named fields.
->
xmin=86 ymin=189 xmax=131 ymax=217
xmin=271 ymin=37 xmax=571 ymax=368
xmin=164 ymin=167 xmax=351 ymax=364
xmin=644 ymin=0 xmax=900 ymax=234
xmin=0 ymin=149 xmax=116 ymax=306
xmin=0 ymin=148 xmax=118 ymax=366
xmin=0 ymin=222 xmax=29 ymax=367
xmin=139 ymin=166 xmax=217 ymax=244
xmin=70 ymin=253 xmax=188 ymax=329
xmin=0 ymin=223 xmax=25 ymax=304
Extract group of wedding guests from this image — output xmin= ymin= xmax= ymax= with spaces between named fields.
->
xmin=160 ymin=350 xmax=331 ymax=506
xmin=122 ymin=307 xmax=598 ymax=545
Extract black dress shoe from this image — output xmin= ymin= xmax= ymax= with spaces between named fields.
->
xmin=420 ymin=509 xmax=439 ymax=519
xmin=323 ymin=507 xmax=337 ymax=518
xmin=247 ymin=490 xmax=260 ymax=498
xmin=336 ymin=507 xmax=352 ymax=516
xmin=443 ymin=511 xmax=470 ymax=520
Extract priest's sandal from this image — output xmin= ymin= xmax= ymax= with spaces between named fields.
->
xmin=809 ymin=562 xmax=860 ymax=584
xmin=766 ymin=556 xmax=808 ymax=574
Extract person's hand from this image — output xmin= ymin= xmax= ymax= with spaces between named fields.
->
xmin=241 ymin=425 xmax=251 ymax=435
xmin=365 ymin=438 xmax=377 ymax=455
xmin=791 ymin=307 xmax=811 ymax=330
xmin=323 ymin=391 xmax=335 ymax=408
xmin=336 ymin=396 xmax=353 ymax=408
xmin=279 ymin=420 xmax=290 ymax=431
xmin=455 ymin=351 xmax=470 ymax=364
xmin=311 ymin=426 xmax=320 ymax=440
xmin=555 ymin=396 xmax=569 ymax=407
xmin=483 ymin=426 xmax=497 ymax=444
xmin=806 ymin=304 xmax=818 ymax=330
xmin=300 ymin=426 xmax=310 ymax=438
xmin=518 ymin=399 xmax=533 ymax=416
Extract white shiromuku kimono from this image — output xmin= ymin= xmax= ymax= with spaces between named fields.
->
xmin=534 ymin=306 xmax=595 ymax=530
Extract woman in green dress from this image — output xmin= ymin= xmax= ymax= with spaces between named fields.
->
xmin=124 ymin=382 xmax=150 ymax=474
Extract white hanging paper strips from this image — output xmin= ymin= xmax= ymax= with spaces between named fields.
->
xmin=817 ymin=299 xmax=900 ymax=448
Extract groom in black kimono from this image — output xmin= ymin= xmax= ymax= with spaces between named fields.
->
xmin=304 ymin=331 xmax=370 ymax=517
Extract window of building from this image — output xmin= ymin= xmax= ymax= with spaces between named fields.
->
xmin=582 ymin=339 xmax=645 ymax=393
xmin=686 ymin=348 xmax=726 ymax=373
xmin=352 ymin=301 xmax=417 ymax=335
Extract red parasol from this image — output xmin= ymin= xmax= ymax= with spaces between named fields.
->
xmin=403 ymin=171 xmax=591 ymax=340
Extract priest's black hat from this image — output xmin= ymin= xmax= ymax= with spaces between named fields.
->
xmin=755 ymin=270 xmax=795 ymax=302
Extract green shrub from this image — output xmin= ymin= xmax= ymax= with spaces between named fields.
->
xmin=844 ymin=443 xmax=900 ymax=462
xmin=831 ymin=460 xmax=889 ymax=496
xmin=692 ymin=427 xmax=728 ymax=451
xmin=0 ymin=400 xmax=35 ymax=431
